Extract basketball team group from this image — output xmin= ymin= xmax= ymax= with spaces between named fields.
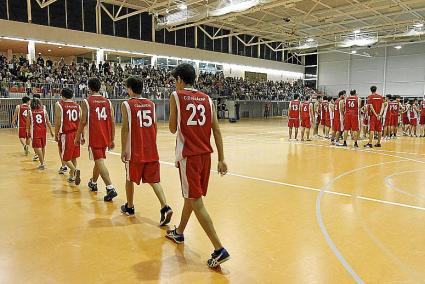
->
xmin=11 ymin=64 xmax=231 ymax=268
xmin=286 ymin=86 xmax=425 ymax=147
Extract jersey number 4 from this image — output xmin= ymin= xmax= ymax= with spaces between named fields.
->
xmin=137 ymin=110 xmax=153 ymax=127
xmin=186 ymin=104 xmax=206 ymax=126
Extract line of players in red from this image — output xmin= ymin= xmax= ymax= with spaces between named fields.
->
xmin=287 ymin=86 xmax=425 ymax=147
xmin=11 ymin=64 xmax=230 ymax=269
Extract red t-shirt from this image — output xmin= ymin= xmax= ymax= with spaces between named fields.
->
xmin=367 ymin=93 xmax=384 ymax=117
xmin=30 ymin=107 xmax=47 ymax=139
xmin=18 ymin=104 xmax=29 ymax=129
xmin=58 ymin=100 xmax=80 ymax=134
xmin=123 ymin=98 xmax=159 ymax=163
xmin=289 ymin=100 xmax=301 ymax=119
xmin=84 ymin=95 xmax=113 ymax=148
xmin=173 ymin=88 xmax=213 ymax=161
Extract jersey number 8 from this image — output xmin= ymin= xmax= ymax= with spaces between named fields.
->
xmin=35 ymin=114 xmax=43 ymax=124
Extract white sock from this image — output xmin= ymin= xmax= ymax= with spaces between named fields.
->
xmin=106 ymin=184 xmax=114 ymax=190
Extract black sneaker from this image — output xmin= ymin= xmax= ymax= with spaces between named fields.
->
xmin=104 ymin=188 xmax=117 ymax=202
xmin=207 ymin=248 xmax=230 ymax=268
xmin=166 ymin=226 xmax=184 ymax=244
xmin=160 ymin=205 xmax=173 ymax=226
xmin=120 ymin=203 xmax=135 ymax=216
xmin=58 ymin=166 xmax=68 ymax=175
xmin=374 ymin=143 xmax=382 ymax=148
xmin=74 ymin=170 xmax=81 ymax=185
xmin=342 ymin=141 xmax=348 ymax=147
xmin=354 ymin=142 xmax=359 ymax=148
xmin=364 ymin=143 xmax=373 ymax=148
xmin=88 ymin=179 xmax=98 ymax=192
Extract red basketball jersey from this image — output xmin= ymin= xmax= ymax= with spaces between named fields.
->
xmin=334 ymin=98 xmax=341 ymax=119
xmin=173 ymin=88 xmax=213 ymax=161
xmin=123 ymin=98 xmax=159 ymax=163
xmin=84 ymin=95 xmax=112 ymax=148
xmin=389 ymin=102 xmax=399 ymax=116
xmin=346 ymin=96 xmax=359 ymax=115
xmin=58 ymin=100 xmax=80 ymax=134
xmin=409 ymin=105 xmax=417 ymax=119
xmin=288 ymin=100 xmax=301 ymax=119
xmin=18 ymin=104 xmax=29 ymax=129
xmin=421 ymin=101 xmax=425 ymax=116
xmin=30 ymin=107 xmax=47 ymax=139
xmin=321 ymin=101 xmax=329 ymax=118
xmin=301 ymin=102 xmax=311 ymax=119
xmin=367 ymin=93 xmax=383 ymax=117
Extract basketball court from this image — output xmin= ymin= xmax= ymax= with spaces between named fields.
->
xmin=1 ymin=119 xmax=424 ymax=283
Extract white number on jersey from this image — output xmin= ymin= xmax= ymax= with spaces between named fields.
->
xmin=35 ymin=114 xmax=43 ymax=124
xmin=66 ymin=109 xmax=79 ymax=122
xmin=95 ymin=107 xmax=107 ymax=120
xmin=348 ymin=101 xmax=355 ymax=108
xmin=303 ymin=105 xmax=308 ymax=112
xmin=292 ymin=104 xmax=299 ymax=111
xmin=22 ymin=110 xmax=28 ymax=117
xmin=136 ymin=110 xmax=153 ymax=127
xmin=186 ymin=104 xmax=206 ymax=126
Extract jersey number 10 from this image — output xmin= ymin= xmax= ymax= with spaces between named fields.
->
xmin=66 ymin=109 xmax=79 ymax=122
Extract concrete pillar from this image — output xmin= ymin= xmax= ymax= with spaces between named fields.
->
xmin=27 ymin=40 xmax=36 ymax=64
xmin=96 ymin=49 xmax=104 ymax=66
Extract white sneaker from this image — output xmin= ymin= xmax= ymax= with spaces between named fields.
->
xmin=37 ymin=165 xmax=45 ymax=170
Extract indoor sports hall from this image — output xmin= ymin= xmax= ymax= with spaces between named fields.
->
xmin=1 ymin=1 xmax=425 ymax=283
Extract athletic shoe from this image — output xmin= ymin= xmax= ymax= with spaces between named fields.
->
xmin=24 ymin=145 xmax=29 ymax=156
xmin=207 ymin=248 xmax=230 ymax=268
xmin=58 ymin=166 xmax=68 ymax=175
xmin=160 ymin=205 xmax=173 ymax=226
xmin=364 ymin=143 xmax=373 ymax=148
xmin=342 ymin=141 xmax=348 ymax=147
xmin=374 ymin=143 xmax=382 ymax=147
xmin=120 ymin=203 xmax=135 ymax=216
xmin=33 ymin=155 xmax=39 ymax=161
xmin=166 ymin=227 xmax=184 ymax=244
xmin=354 ymin=142 xmax=359 ymax=148
xmin=37 ymin=165 xmax=45 ymax=170
xmin=104 ymin=188 xmax=118 ymax=202
xmin=67 ymin=177 xmax=75 ymax=183
xmin=74 ymin=170 xmax=81 ymax=185
xmin=88 ymin=179 xmax=98 ymax=192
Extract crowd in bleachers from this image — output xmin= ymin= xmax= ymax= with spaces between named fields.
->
xmin=0 ymin=54 xmax=308 ymax=100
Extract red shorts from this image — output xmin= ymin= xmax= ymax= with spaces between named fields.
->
xmin=369 ymin=116 xmax=382 ymax=132
xmin=126 ymin=161 xmax=160 ymax=185
xmin=321 ymin=117 xmax=331 ymax=127
xmin=19 ymin=127 xmax=29 ymax=139
xmin=402 ymin=116 xmax=410 ymax=125
xmin=288 ymin=118 xmax=300 ymax=128
xmin=178 ymin=153 xmax=211 ymax=199
xmin=89 ymin=147 xmax=107 ymax=160
xmin=333 ymin=117 xmax=342 ymax=132
xmin=301 ymin=117 xmax=311 ymax=128
xmin=384 ymin=115 xmax=391 ymax=127
xmin=344 ymin=114 xmax=359 ymax=131
xmin=32 ymin=136 xmax=46 ymax=148
xmin=420 ymin=116 xmax=425 ymax=125
xmin=390 ymin=115 xmax=398 ymax=127
xmin=59 ymin=132 xmax=80 ymax=162
xmin=410 ymin=118 xmax=417 ymax=126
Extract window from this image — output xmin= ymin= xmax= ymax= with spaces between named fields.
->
xmin=0 ymin=0 xmax=7 ymax=20
xmin=141 ymin=12 xmax=152 ymax=41
xmin=49 ymin=0 xmax=66 ymax=28
xmin=9 ymin=0 xmax=27 ymax=22
xmin=128 ymin=12 xmax=140 ymax=40
xmin=83 ymin=0 xmax=96 ymax=33
xmin=67 ymin=0 xmax=83 ymax=31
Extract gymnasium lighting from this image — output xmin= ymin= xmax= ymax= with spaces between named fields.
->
xmin=210 ymin=0 xmax=260 ymax=17
xmin=353 ymin=29 xmax=361 ymax=34
xmin=295 ymin=39 xmax=318 ymax=50
xmin=413 ymin=23 xmax=424 ymax=28
xmin=177 ymin=3 xmax=187 ymax=10
xmin=306 ymin=38 xmax=315 ymax=43
xmin=351 ymin=50 xmax=357 ymax=54
xmin=338 ymin=31 xmax=378 ymax=47
xmin=394 ymin=45 xmax=402 ymax=49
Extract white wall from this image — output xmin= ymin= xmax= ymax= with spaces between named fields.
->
xmin=318 ymin=42 xmax=425 ymax=97
xmin=0 ymin=19 xmax=304 ymax=81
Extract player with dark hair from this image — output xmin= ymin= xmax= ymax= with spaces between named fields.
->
xmin=55 ymin=88 xmax=82 ymax=184
xmin=313 ymin=95 xmax=322 ymax=137
xmin=409 ymin=99 xmax=420 ymax=137
xmin=343 ymin=89 xmax=361 ymax=147
xmin=321 ymin=96 xmax=331 ymax=138
xmin=120 ymin=76 xmax=173 ymax=225
xmin=287 ymin=93 xmax=301 ymax=140
xmin=12 ymin=96 xmax=31 ymax=155
xmin=300 ymin=95 xmax=314 ymax=141
xmin=382 ymin=94 xmax=392 ymax=139
xmin=420 ymin=96 xmax=425 ymax=137
xmin=331 ymin=91 xmax=345 ymax=145
xmin=166 ymin=63 xmax=230 ymax=268
xmin=74 ymin=78 xmax=118 ymax=202
xmin=365 ymin=86 xmax=384 ymax=148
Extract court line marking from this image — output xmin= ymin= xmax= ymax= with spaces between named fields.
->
xmin=316 ymin=160 xmax=404 ymax=284
xmin=4 ymin=132 xmax=425 ymax=212
xmin=384 ymin=170 xmax=425 ymax=201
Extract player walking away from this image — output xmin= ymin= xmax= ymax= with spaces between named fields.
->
xmin=321 ymin=96 xmax=331 ymax=138
xmin=120 ymin=76 xmax=173 ymax=225
xmin=343 ymin=90 xmax=361 ymax=147
xmin=313 ymin=95 xmax=322 ymax=136
xmin=74 ymin=78 xmax=118 ymax=202
xmin=26 ymin=98 xmax=54 ymax=170
xmin=54 ymin=88 xmax=82 ymax=184
xmin=401 ymin=100 xmax=410 ymax=136
xmin=288 ymin=94 xmax=301 ymax=140
xmin=420 ymin=97 xmax=425 ymax=137
xmin=166 ymin=64 xmax=230 ymax=268
xmin=300 ymin=96 xmax=314 ymax=141
xmin=382 ymin=95 xmax=392 ymax=139
xmin=409 ymin=99 xmax=419 ymax=137
xmin=365 ymin=86 xmax=384 ymax=148
xmin=12 ymin=96 xmax=31 ymax=155
xmin=389 ymin=95 xmax=401 ymax=139
xmin=331 ymin=91 xmax=345 ymax=145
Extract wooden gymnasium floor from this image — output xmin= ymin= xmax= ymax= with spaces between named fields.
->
xmin=0 ymin=118 xmax=424 ymax=284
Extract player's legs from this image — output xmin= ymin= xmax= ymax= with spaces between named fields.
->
xmin=288 ymin=126 xmax=293 ymax=140
xmin=175 ymin=198 xmax=193 ymax=235
xmin=94 ymin=159 xmax=112 ymax=186
xmin=306 ymin=127 xmax=311 ymax=140
xmin=19 ymin=138 xmax=25 ymax=147
xmin=125 ymin=180 xmax=135 ymax=208
xmin=294 ymin=127 xmax=299 ymax=140
xmin=92 ymin=163 xmax=101 ymax=183
xmin=150 ymin=183 xmax=167 ymax=208
xmin=33 ymin=148 xmax=44 ymax=167
xmin=301 ymin=127 xmax=305 ymax=141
